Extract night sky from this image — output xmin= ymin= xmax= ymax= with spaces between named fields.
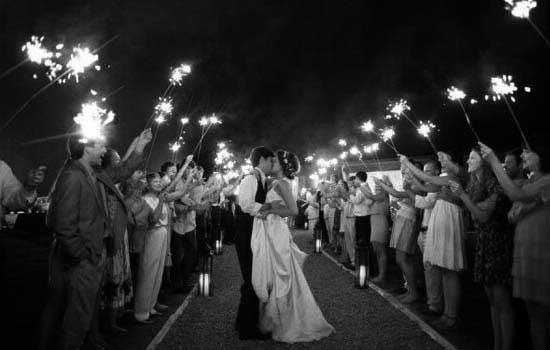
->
xmin=1 ymin=0 xmax=549 ymax=191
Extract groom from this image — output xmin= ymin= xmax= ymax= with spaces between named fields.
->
xmin=234 ymin=146 xmax=274 ymax=340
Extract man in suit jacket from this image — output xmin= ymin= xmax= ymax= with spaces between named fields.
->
xmin=38 ymin=134 xmax=110 ymax=350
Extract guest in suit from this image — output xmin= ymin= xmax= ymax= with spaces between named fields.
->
xmin=38 ymin=134 xmax=109 ymax=350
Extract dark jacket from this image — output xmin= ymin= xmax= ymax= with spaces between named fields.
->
xmin=48 ymin=159 xmax=111 ymax=265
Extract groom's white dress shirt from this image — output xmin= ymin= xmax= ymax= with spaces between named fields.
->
xmin=238 ymin=167 xmax=266 ymax=217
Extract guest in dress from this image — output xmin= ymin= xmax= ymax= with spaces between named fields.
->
xmin=450 ymin=147 xmax=515 ymax=350
xmin=401 ymin=152 xmax=467 ymax=329
xmin=99 ymin=143 xmax=146 ymax=334
xmin=375 ymin=169 xmax=418 ymax=302
xmin=480 ymin=142 xmax=550 ymax=350
xmin=134 ymin=173 xmax=170 ymax=323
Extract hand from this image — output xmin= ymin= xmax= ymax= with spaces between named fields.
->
xmin=448 ymin=180 xmax=464 ymax=196
xmin=134 ymin=128 xmax=153 ymax=153
xmin=25 ymin=165 xmax=46 ymax=190
xmin=478 ymin=142 xmax=498 ymax=163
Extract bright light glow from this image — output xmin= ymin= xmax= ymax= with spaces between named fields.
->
xmin=417 ymin=121 xmax=436 ymax=138
xmin=505 ymin=0 xmax=537 ymax=19
xmin=22 ymin=36 xmax=52 ymax=64
xmin=446 ymin=86 xmax=466 ymax=101
xmin=381 ymin=127 xmax=395 ymax=141
xmin=388 ymin=99 xmax=410 ymax=116
xmin=360 ymin=120 xmax=374 ymax=132
xmin=169 ymin=142 xmax=181 ymax=152
xmin=169 ymin=63 xmax=192 ymax=85
xmin=491 ymin=75 xmax=518 ymax=98
xmin=340 ymin=151 xmax=348 ymax=160
xmin=73 ymin=101 xmax=115 ymax=142
xmin=66 ymin=46 xmax=98 ymax=83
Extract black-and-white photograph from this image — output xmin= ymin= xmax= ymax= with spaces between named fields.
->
xmin=1 ymin=0 xmax=549 ymax=349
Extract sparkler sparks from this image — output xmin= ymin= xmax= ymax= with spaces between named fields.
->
xmin=387 ymin=99 xmax=410 ymax=117
xmin=349 ymin=146 xmax=360 ymax=156
xmin=73 ymin=101 xmax=115 ymax=142
xmin=169 ymin=64 xmax=192 ymax=85
xmin=154 ymin=97 xmax=174 ymax=119
xmin=446 ymin=86 xmax=466 ymax=101
xmin=491 ymin=75 xmax=518 ymax=98
xmin=22 ymin=36 xmax=53 ymax=64
xmin=360 ymin=120 xmax=374 ymax=133
xmin=505 ymin=0 xmax=537 ymax=19
xmin=381 ymin=127 xmax=395 ymax=141
xmin=66 ymin=46 xmax=99 ymax=83
xmin=417 ymin=121 xmax=435 ymax=138
xmin=169 ymin=142 xmax=181 ymax=152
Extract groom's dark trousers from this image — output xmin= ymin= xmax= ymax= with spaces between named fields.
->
xmin=234 ymin=176 xmax=267 ymax=338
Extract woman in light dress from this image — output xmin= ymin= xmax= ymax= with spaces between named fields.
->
xmin=251 ymin=150 xmax=334 ymax=343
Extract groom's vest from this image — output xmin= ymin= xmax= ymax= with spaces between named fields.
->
xmin=235 ymin=175 xmax=267 ymax=233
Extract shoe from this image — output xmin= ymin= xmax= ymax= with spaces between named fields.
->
xmin=391 ymin=287 xmax=408 ymax=295
xmin=422 ymin=308 xmax=443 ymax=317
xmin=135 ymin=318 xmax=153 ymax=324
xmin=150 ymin=309 xmax=163 ymax=316
xmin=239 ymin=331 xmax=271 ymax=340
xmin=155 ymin=302 xmax=169 ymax=310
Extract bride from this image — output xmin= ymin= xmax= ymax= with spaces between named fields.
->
xmin=251 ymin=150 xmax=334 ymax=343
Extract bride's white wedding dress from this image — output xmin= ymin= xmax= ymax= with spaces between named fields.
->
xmin=251 ymin=178 xmax=334 ymax=343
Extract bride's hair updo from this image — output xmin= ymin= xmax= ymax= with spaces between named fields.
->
xmin=276 ymin=150 xmax=301 ymax=180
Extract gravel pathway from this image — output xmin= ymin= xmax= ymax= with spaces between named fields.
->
xmin=158 ymin=230 xmax=445 ymax=350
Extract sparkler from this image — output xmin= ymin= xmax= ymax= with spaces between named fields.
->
xmin=73 ymin=101 xmax=115 ymax=143
xmin=360 ymin=120 xmax=374 ymax=133
xmin=490 ymin=75 xmax=530 ymax=149
xmin=169 ymin=64 xmax=192 ymax=86
xmin=504 ymin=1 xmax=550 ymax=48
xmin=380 ymin=127 xmax=399 ymax=154
xmin=387 ymin=99 xmax=419 ymax=131
xmin=66 ymin=46 xmax=99 ymax=83
xmin=417 ymin=121 xmax=438 ymax=153
xmin=0 ymin=35 xmax=118 ymax=135
xmin=192 ymin=113 xmax=223 ymax=156
xmin=446 ymin=86 xmax=481 ymax=142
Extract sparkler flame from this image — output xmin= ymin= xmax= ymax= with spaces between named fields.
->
xmin=491 ymin=75 xmax=518 ymax=99
xmin=360 ymin=120 xmax=374 ymax=133
xmin=22 ymin=36 xmax=52 ymax=64
xmin=169 ymin=64 xmax=192 ymax=85
xmin=169 ymin=142 xmax=181 ymax=152
xmin=388 ymin=99 xmax=410 ymax=116
xmin=446 ymin=86 xmax=466 ymax=101
xmin=349 ymin=146 xmax=360 ymax=156
xmin=66 ymin=46 xmax=99 ymax=83
xmin=154 ymin=97 xmax=174 ymax=119
xmin=505 ymin=0 xmax=537 ymax=19
xmin=381 ymin=127 xmax=395 ymax=141
xmin=417 ymin=121 xmax=436 ymax=138
xmin=73 ymin=101 xmax=115 ymax=142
